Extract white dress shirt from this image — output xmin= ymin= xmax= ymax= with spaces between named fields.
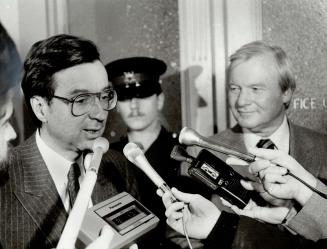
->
xmin=35 ymin=130 xmax=87 ymax=212
xmin=243 ymin=115 xmax=290 ymax=153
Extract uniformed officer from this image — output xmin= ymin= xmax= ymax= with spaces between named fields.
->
xmin=105 ymin=57 xmax=182 ymax=249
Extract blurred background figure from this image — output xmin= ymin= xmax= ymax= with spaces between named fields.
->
xmin=0 ymin=21 xmax=22 ymax=163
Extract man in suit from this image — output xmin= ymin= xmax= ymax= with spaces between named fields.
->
xmin=182 ymin=41 xmax=327 ymax=248
xmin=0 ymin=34 xmax=138 ymax=248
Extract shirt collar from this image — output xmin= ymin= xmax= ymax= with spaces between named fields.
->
xmin=35 ymin=130 xmax=85 ymax=211
xmin=243 ymin=115 xmax=290 ymax=153
xmin=36 ymin=129 xmax=73 ymax=184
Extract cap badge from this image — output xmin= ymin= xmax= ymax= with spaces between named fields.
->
xmin=123 ymin=71 xmax=140 ymax=87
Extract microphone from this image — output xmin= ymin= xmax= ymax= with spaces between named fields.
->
xmin=179 ymin=127 xmax=256 ymax=162
xmin=123 ymin=142 xmax=176 ymax=202
xmin=57 ymin=137 xmax=109 ymax=249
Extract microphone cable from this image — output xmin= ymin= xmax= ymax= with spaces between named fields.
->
xmin=182 ymin=207 xmax=193 ymax=249
xmin=286 ymin=170 xmax=327 ymax=199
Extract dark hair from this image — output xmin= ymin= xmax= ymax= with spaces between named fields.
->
xmin=21 ymin=34 xmax=101 ymax=127
xmin=227 ymin=41 xmax=296 ymax=108
xmin=0 ymin=22 xmax=22 ymax=101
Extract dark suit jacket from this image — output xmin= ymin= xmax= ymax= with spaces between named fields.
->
xmin=0 ymin=134 xmax=138 ymax=249
xmin=183 ymin=121 xmax=327 ymax=249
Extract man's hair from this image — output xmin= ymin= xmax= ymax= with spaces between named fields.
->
xmin=0 ymin=22 xmax=22 ymax=106
xmin=21 ymin=34 xmax=101 ymax=127
xmin=227 ymin=41 xmax=296 ymax=108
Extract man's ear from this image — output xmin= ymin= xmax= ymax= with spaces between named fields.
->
xmin=157 ymin=93 xmax=165 ymax=111
xmin=30 ymin=96 xmax=49 ymax=123
xmin=282 ymin=88 xmax=293 ymax=106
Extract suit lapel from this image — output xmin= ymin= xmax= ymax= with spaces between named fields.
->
xmin=289 ymin=122 xmax=320 ymax=176
xmin=13 ymin=135 xmax=68 ymax=247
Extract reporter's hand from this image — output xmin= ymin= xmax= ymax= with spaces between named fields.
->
xmin=85 ymin=225 xmax=114 ymax=249
xmin=221 ymin=198 xmax=289 ymax=224
xmin=226 ymin=157 xmax=288 ymax=206
xmin=248 ymin=147 xmax=316 ymax=206
xmin=85 ymin=225 xmax=138 ymax=249
xmin=160 ymin=188 xmax=221 ymax=239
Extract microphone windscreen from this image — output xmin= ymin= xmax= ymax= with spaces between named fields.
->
xmin=123 ymin=142 xmax=165 ymax=187
xmin=178 ymin=127 xmax=201 ymax=145
xmin=123 ymin=142 xmax=143 ymax=163
xmin=93 ymin=137 xmax=110 ymax=153
xmin=178 ymin=127 xmax=187 ymax=144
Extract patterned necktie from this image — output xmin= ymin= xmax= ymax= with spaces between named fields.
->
xmin=67 ymin=163 xmax=81 ymax=208
xmin=256 ymin=139 xmax=277 ymax=150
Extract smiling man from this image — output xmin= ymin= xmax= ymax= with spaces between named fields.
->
xmin=182 ymin=41 xmax=327 ymax=248
xmin=0 ymin=34 xmax=138 ymax=248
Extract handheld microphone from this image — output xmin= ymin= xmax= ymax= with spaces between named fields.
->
xmin=179 ymin=127 xmax=256 ymax=162
xmin=123 ymin=142 xmax=176 ymax=202
xmin=57 ymin=137 xmax=109 ymax=249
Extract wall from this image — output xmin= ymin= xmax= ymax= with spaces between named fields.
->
xmin=67 ymin=0 xmax=181 ymax=141
xmin=263 ymin=0 xmax=327 ymax=133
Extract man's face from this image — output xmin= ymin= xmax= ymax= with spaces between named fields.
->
xmin=41 ymin=60 xmax=110 ymax=153
xmin=0 ymin=94 xmax=16 ymax=162
xmin=228 ymin=54 xmax=291 ymax=135
xmin=117 ymin=93 xmax=163 ymax=132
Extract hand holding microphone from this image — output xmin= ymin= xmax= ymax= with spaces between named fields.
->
xmin=246 ymin=148 xmax=318 ymax=206
xmin=161 ymin=187 xmax=221 ymax=240
xmin=123 ymin=142 xmax=198 ymax=248
xmin=57 ymin=137 xmax=109 ymax=249
xmin=123 ymin=142 xmax=176 ymax=202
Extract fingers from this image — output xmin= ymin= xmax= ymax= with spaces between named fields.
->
xmin=226 ymin=157 xmax=249 ymax=166
xmin=162 ymin=190 xmax=177 ymax=208
xmin=240 ymin=179 xmax=265 ymax=193
xmin=220 ymin=198 xmax=243 ymax=215
xmin=263 ymin=173 xmax=288 ymax=184
xmin=248 ymin=147 xmax=284 ymax=161
xmin=156 ymin=188 xmax=164 ymax=197
xmin=249 ymin=159 xmax=285 ymax=176
xmin=170 ymin=188 xmax=195 ymax=204
xmin=85 ymin=225 xmax=114 ymax=249
xmin=165 ymin=202 xmax=184 ymax=221
xmin=248 ymin=147 xmax=303 ymax=173
xmin=220 ymin=197 xmax=232 ymax=208
xmin=129 ymin=244 xmax=138 ymax=249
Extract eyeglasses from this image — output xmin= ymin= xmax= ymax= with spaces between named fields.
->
xmin=52 ymin=89 xmax=117 ymax=116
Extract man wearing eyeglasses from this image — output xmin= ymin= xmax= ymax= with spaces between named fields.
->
xmin=0 ymin=34 xmax=138 ymax=248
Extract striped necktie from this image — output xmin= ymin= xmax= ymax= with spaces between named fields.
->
xmin=256 ymin=139 xmax=277 ymax=150
xmin=67 ymin=163 xmax=81 ymax=208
